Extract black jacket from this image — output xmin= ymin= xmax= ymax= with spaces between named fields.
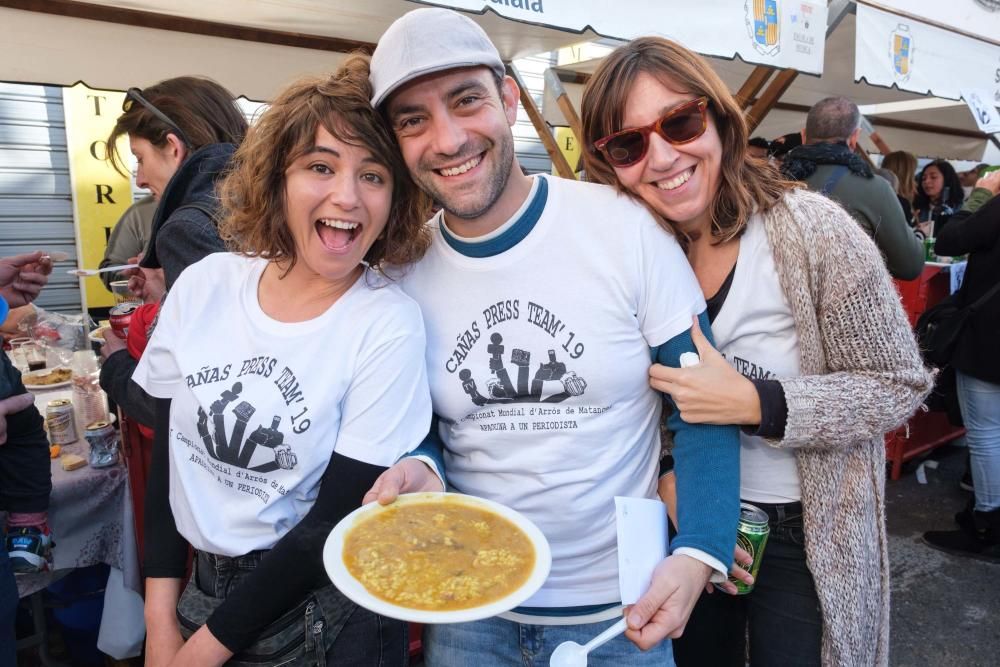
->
xmin=934 ymin=189 xmax=1000 ymax=383
xmin=139 ymin=142 xmax=233 ymax=285
xmin=102 ymin=143 xmax=233 ymax=425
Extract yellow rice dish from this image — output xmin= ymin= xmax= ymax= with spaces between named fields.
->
xmin=343 ymin=500 xmax=535 ymax=611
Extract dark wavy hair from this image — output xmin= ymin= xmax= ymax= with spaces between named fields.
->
xmin=914 ymin=159 xmax=964 ymax=212
xmin=217 ymin=55 xmax=431 ymax=269
xmin=581 ymin=37 xmax=795 ymax=245
xmin=106 ymin=76 xmax=247 ymax=177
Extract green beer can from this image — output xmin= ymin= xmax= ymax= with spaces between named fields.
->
xmin=719 ymin=502 xmax=770 ymax=595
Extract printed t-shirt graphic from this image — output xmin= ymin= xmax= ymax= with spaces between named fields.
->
xmin=133 ymin=253 xmax=431 ymax=557
xmin=399 ymin=175 xmax=706 ymax=608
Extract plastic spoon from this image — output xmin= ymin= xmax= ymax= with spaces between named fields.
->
xmin=549 ymin=618 xmax=628 ymax=667
xmin=67 ymin=263 xmax=138 ymax=277
xmin=41 ymin=251 xmax=70 ymax=262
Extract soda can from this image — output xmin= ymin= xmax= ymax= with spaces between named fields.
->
xmin=84 ymin=420 xmax=119 ymax=468
xmin=46 ymin=398 xmax=78 ymax=445
xmin=109 ymin=302 xmax=139 ymax=339
xmin=718 ymin=502 xmax=770 ymax=595
xmin=924 ymin=237 xmax=936 ymax=262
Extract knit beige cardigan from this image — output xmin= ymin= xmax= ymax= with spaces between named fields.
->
xmin=759 ymin=189 xmax=934 ymax=666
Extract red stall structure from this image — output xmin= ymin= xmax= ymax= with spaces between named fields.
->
xmin=885 ymin=263 xmax=966 ymax=480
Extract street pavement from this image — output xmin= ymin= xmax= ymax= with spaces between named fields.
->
xmin=888 ymin=441 xmax=999 ymax=667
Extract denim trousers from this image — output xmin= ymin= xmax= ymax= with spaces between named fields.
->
xmin=957 ymin=371 xmax=1000 ymax=511
xmin=0 ymin=546 xmax=16 ymax=667
xmin=177 ymin=550 xmax=407 ymax=666
xmin=673 ymin=501 xmax=822 ymax=667
xmin=424 ymin=614 xmax=674 ymax=667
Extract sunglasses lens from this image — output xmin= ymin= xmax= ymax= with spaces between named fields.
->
xmin=660 ymin=107 xmax=705 ymax=143
xmin=604 ymin=131 xmax=646 ymax=166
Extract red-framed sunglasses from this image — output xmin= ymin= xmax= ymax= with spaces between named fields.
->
xmin=595 ymin=97 xmax=710 ymax=168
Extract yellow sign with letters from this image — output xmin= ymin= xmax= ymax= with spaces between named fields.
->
xmin=62 ymin=83 xmax=131 ymax=309
xmin=552 ymin=127 xmax=582 ymax=177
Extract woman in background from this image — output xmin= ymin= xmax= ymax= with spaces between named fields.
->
xmin=100 ymin=76 xmax=248 ymax=427
xmin=913 ymin=159 xmax=964 ymax=238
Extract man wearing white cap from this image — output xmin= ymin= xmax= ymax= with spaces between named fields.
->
xmin=364 ymin=8 xmax=741 ymax=665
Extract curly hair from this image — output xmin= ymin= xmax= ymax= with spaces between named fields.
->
xmin=106 ymin=76 xmax=247 ymax=177
xmin=581 ymin=37 xmax=795 ymax=245
xmin=218 ymin=55 xmax=431 ymax=269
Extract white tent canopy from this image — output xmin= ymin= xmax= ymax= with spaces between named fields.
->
xmin=854 ymin=2 xmax=1000 ymax=102
xmin=0 ymin=0 xmax=597 ymax=101
xmin=543 ymin=10 xmax=998 ymax=161
xmin=430 ymin=0 xmax=828 ymax=74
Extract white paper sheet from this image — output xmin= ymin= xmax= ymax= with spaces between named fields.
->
xmin=614 ymin=497 xmax=668 ymax=605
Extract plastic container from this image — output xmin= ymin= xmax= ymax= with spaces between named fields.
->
xmin=71 ymin=350 xmax=107 ymax=427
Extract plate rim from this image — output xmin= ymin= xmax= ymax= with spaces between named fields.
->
xmin=22 ymin=366 xmax=73 ymax=389
xmin=323 ymin=492 xmax=552 ymax=624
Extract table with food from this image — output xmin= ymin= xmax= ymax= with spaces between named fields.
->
xmin=6 ymin=321 xmax=146 ymax=659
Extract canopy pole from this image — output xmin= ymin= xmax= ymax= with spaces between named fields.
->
xmin=745 ymin=69 xmax=799 ymax=134
xmin=744 ymin=0 xmax=854 ymax=133
xmin=544 ymin=68 xmax=584 ymax=171
xmin=734 ymin=67 xmax=775 ymax=110
xmin=507 ymin=63 xmax=575 ymax=180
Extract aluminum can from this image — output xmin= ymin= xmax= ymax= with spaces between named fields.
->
xmin=84 ymin=420 xmax=119 ymax=468
xmin=45 ymin=398 xmax=78 ymax=445
xmin=924 ymin=237 xmax=936 ymax=262
xmin=109 ymin=302 xmax=139 ymax=339
xmin=720 ymin=502 xmax=770 ymax=595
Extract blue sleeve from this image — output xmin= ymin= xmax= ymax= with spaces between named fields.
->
xmin=653 ymin=310 xmax=740 ymax=566
xmin=402 ymin=414 xmax=447 ymax=487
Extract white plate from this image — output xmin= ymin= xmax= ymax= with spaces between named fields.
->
xmin=323 ymin=492 xmax=551 ymax=624
xmin=22 ymin=367 xmax=72 ymax=390
xmin=89 ymin=327 xmax=109 ymax=344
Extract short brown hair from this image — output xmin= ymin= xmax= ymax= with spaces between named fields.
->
xmin=581 ymin=37 xmax=794 ymax=244
xmin=106 ymin=76 xmax=247 ymax=177
xmin=218 ymin=55 xmax=431 ymax=269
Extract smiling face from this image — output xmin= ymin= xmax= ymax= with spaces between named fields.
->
xmin=921 ymin=165 xmax=944 ymax=200
xmin=131 ymin=135 xmax=186 ymax=200
xmin=609 ymin=72 xmax=722 ymax=236
xmin=386 ymin=67 xmax=521 ymax=232
xmin=282 ymin=124 xmax=393 ymax=289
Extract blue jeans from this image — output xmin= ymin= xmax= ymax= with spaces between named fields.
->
xmin=424 ymin=615 xmax=674 ymax=667
xmin=0 ymin=545 xmax=16 ymax=667
xmin=957 ymin=371 xmax=1000 ymax=511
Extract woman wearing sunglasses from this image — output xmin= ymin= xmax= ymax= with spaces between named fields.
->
xmin=99 ymin=77 xmax=247 ymax=427
xmin=581 ymin=38 xmax=932 ymax=667
xmin=133 ymin=60 xmax=432 ymax=666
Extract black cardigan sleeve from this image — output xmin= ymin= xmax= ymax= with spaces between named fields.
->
xmin=934 ymin=193 xmax=1000 ymax=258
xmin=204 ymin=452 xmax=387 ymax=653
xmin=143 ymin=398 xmax=190 ymax=578
xmin=98 ymin=350 xmax=156 ymax=427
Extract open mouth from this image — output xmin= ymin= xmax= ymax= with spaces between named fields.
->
xmin=656 ymin=166 xmax=695 ymax=191
xmin=316 ymin=218 xmax=362 ymax=252
xmin=435 ymin=153 xmax=484 ymax=177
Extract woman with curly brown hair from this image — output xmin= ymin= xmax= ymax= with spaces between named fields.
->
xmin=132 ymin=57 xmax=433 ymax=667
xmin=582 ymin=38 xmax=932 ymax=666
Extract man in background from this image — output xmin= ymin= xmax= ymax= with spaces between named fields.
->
xmin=99 ymin=195 xmax=155 ymax=291
xmin=782 ymin=96 xmax=924 ymax=280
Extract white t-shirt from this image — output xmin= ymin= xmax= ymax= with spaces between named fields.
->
xmin=399 ymin=175 xmax=705 ymax=607
xmin=710 ymin=215 xmax=801 ymax=503
xmin=133 ymin=253 xmax=431 ymax=556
